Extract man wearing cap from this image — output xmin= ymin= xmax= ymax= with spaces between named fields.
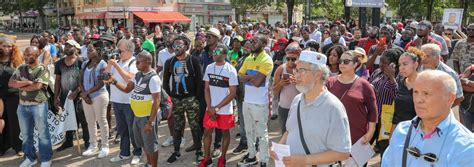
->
xmin=405 ymin=20 xmax=442 ymax=51
xmin=238 ymin=35 xmax=273 ymax=167
xmin=382 ymin=70 xmax=474 ymax=167
xmin=53 ymin=40 xmax=91 ymax=152
xmin=395 ymin=28 xmax=415 ymax=49
xmin=270 ymin=50 xmax=351 ymax=167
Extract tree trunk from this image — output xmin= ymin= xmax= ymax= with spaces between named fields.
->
xmin=19 ymin=11 xmax=24 ymax=32
xmin=286 ymin=0 xmax=295 ymax=26
xmin=462 ymin=0 xmax=468 ymax=27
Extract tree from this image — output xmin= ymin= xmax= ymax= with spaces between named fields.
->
xmin=0 ymin=0 xmax=53 ymax=30
xmin=230 ymin=0 xmax=305 ymax=25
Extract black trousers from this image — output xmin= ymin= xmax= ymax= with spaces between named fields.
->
xmin=61 ymin=97 xmax=89 ymax=146
xmin=0 ymin=95 xmax=22 ymax=153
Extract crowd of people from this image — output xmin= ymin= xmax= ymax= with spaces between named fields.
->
xmin=0 ymin=18 xmax=474 ymax=167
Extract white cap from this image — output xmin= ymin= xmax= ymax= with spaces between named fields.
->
xmin=66 ymin=40 xmax=81 ymax=49
xmin=410 ymin=21 xmax=419 ymax=29
xmin=207 ymin=27 xmax=222 ymax=39
xmin=299 ymin=50 xmax=327 ymax=65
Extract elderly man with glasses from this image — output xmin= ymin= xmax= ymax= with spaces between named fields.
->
xmin=382 ymin=70 xmax=474 ymax=166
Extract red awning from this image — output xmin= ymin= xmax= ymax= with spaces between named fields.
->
xmin=133 ymin=12 xmax=191 ymax=23
xmin=75 ymin=12 xmax=106 ymax=20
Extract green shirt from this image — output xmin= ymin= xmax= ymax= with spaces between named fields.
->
xmin=11 ymin=64 xmax=50 ymax=105
xmin=142 ymin=39 xmax=156 ymax=53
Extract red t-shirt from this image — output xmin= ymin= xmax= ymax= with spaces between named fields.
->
xmin=358 ymin=38 xmax=379 ymax=54
xmin=326 ymin=76 xmax=379 ymax=144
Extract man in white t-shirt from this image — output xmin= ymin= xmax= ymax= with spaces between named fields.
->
xmin=104 ymin=39 xmax=142 ymax=165
xmin=309 ymin=21 xmax=322 ymax=43
xmin=197 ymin=44 xmax=238 ymax=167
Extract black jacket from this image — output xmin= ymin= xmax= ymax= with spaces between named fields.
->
xmin=163 ymin=54 xmax=203 ymax=99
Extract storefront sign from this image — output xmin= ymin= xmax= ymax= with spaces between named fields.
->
xmin=208 ymin=5 xmax=232 ymax=11
xmin=106 ymin=12 xmax=129 ymax=19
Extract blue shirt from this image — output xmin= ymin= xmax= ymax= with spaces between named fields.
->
xmin=382 ymin=112 xmax=474 ymax=167
xmin=49 ymin=43 xmax=58 ymax=57
xmin=82 ymin=60 xmax=108 ymax=98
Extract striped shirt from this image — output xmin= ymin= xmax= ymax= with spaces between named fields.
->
xmin=369 ymin=69 xmax=397 ymax=113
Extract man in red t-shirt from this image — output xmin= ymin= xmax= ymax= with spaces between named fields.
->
xmin=358 ymin=26 xmax=379 ymax=54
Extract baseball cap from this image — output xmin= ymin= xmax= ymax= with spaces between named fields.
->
xmin=298 ymin=50 xmax=327 ymax=65
xmin=285 ymin=42 xmax=302 ymax=54
xmin=354 ymin=47 xmax=368 ymax=63
xmin=66 ymin=40 xmax=81 ymax=49
xmin=206 ymin=28 xmax=222 ymax=39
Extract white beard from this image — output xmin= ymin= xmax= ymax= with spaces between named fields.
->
xmin=295 ymin=82 xmax=314 ymax=94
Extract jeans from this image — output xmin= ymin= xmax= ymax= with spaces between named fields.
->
xmin=113 ymin=102 xmax=142 ymax=156
xmin=460 ymin=107 xmax=474 ymax=132
xmin=278 ymin=106 xmax=290 ymax=134
xmin=17 ymin=102 xmax=53 ymax=162
xmin=243 ymin=102 xmax=269 ymax=163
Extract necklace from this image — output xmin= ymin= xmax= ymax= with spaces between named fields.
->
xmin=212 ymin=63 xmax=225 ymax=83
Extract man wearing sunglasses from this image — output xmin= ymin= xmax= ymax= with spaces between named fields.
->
xmin=238 ymin=35 xmax=273 ymax=167
xmin=382 ymin=70 xmax=474 ymax=167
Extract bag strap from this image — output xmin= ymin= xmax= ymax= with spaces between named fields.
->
xmin=297 ymin=100 xmax=317 ymax=167
xmin=402 ymin=117 xmax=419 ymax=167
xmin=340 ymin=76 xmax=359 ymax=100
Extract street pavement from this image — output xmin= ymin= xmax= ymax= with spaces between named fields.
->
xmin=0 ymin=33 xmax=381 ymax=167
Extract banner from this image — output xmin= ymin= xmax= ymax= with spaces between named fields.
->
xmin=21 ymin=91 xmax=78 ymax=150
xmin=442 ymin=8 xmax=463 ymax=30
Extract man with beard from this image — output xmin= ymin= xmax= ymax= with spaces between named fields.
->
xmin=238 ymin=35 xmax=273 ymax=167
xmin=300 ymin=26 xmax=317 ymax=49
xmin=366 ymin=25 xmax=402 ymax=71
xmin=163 ymin=35 xmax=203 ymax=164
xmin=322 ymin=30 xmax=343 ymax=56
xmin=53 ymin=40 xmax=90 ymax=152
xmin=452 ymin=23 xmax=474 ymax=74
xmin=269 ymin=51 xmax=351 ymax=167
xmin=357 ymin=26 xmax=379 ymax=54
xmin=349 ymin=28 xmax=362 ymax=50
xmin=395 ymin=28 xmax=415 ymax=48
xmin=124 ymin=28 xmax=133 ymax=40
xmin=406 ymin=21 xmax=442 ymax=51
xmin=9 ymin=46 xmax=52 ymax=167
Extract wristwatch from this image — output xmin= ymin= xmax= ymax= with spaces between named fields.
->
xmin=215 ymin=107 xmax=220 ymax=113
xmin=111 ymin=79 xmax=118 ymax=85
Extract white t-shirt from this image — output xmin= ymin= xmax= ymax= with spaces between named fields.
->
xmin=203 ymin=62 xmax=239 ymax=115
xmin=323 ymin=37 xmax=346 ymax=47
xmin=310 ymin=30 xmax=322 ymax=43
xmin=110 ymin=57 xmax=138 ymax=104
xmin=130 ymin=71 xmax=161 ymax=117
xmin=80 ymin=45 xmax=88 ymax=59
xmin=157 ymin=48 xmax=174 ymax=79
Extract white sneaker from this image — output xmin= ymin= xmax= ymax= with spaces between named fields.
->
xmin=161 ymin=136 xmax=174 ymax=147
xmin=19 ymin=158 xmax=37 ymax=167
xmin=110 ymin=154 xmax=130 ymax=162
xmin=82 ymin=146 xmax=99 ymax=156
xmin=131 ymin=155 xmax=141 ymax=165
xmin=180 ymin=138 xmax=185 ymax=147
xmin=98 ymin=148 xmax=109 ymax=159
xmin=40 ymin=161 xmax=51 ymax=167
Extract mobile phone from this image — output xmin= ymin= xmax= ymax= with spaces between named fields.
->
xmin=282 ymin=74 xmax=290 ymax=80
xmin=390 ymin=63 xmax=396 ymax=69
xmin=379 ymin=37 xmax=387 ymax=46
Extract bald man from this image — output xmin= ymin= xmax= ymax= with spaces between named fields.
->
xmin=9 ymin=46 xmax=53 ymax=167
xmin=382 ymin=70 xmax=474 ymax=167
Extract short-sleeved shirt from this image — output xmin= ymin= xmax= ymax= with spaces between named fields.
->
xmin=452 ymin=39 xmax=474 ymax=73
xmin=203 ymin=62 xmax=239 ymax=115
xmin=238 ymin=51 xmax=273 ymax=105
xmin=54 ymin=58 xmax=82 ymax=103
xmin=393 ymin=76 xmax=416 ymax=125
xmin=142 ymin=39 xmax=156 ymax=53
xmin=130 ymin=71 xmax=161 ymax=117
xmin=82 ymin=60 xmax=108 ymax=98
xmin=310 ymin=30 xmax=321 ymax=43
xmin=430 ymin=32 xmax=449 ymax=55
xmin=11 ymin=64 xmax=50 ymax=105
xmin=382 ymin=113 xmax=474 ymax=167
xmin=110 ymin=57 xmax=138 ymax=104
xmin=327 ymin=76 xmax=378 ymax=144
xmin=285 ymin=91 xmax=351 ymax=167
xmin=323 ymin=37 xmax=346 ymax=47
xmin=49 ymin=43 xmax=58 ymax=57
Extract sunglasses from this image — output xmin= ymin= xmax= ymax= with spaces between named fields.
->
xmin=212 ymin=49 xmax=222 ymax=56
xmin=338 ymin=59 xmax=353 ymax=65
xmin=286 ymin=57 xmax=297 ymax=62
xmin=406 ymin=147 xmax=438 ymax=163
xmin=172 ymin=44 xmax=185 ymax=50
xmin=445 ymin=33 xmax=452 ymax=35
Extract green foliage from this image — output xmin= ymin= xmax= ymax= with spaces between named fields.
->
xmin=385 ymin=0 xmax=472 ymax=21
xmin=311 ymin=0 xmax=345 ymax=20
xmin=0 ymin=0 xmax=53 ymax=15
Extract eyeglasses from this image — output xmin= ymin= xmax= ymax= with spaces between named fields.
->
xmin=212 ymin=49 xmax=222 ymax=56
xmin=406 ymin=147 xmax=438 ymax=163
xmin=293 ymin=68 xmax=311 ymax=75
xmin=338 ymin=59 xmax=353 ymax=65
xmin=286 ymin=57 xmax=297 ymax=62
xmin=173 ymin=44 xmax=185 ymax=50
